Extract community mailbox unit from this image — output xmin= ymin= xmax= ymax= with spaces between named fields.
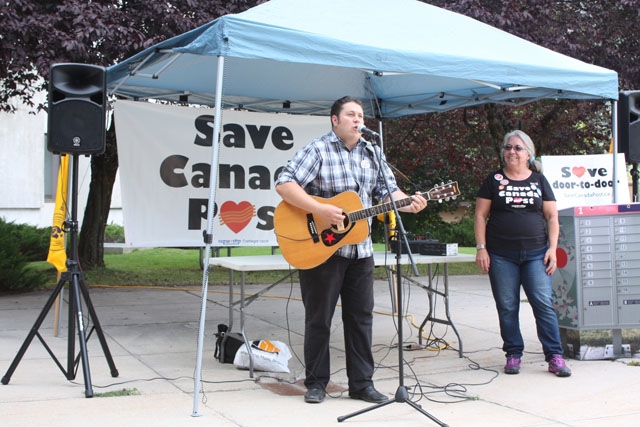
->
xmin=552 ymin=203 xmax=640 ymax=355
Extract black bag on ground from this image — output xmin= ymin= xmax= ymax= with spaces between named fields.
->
xmin=214 ymin=323 xmax=244 ymax=364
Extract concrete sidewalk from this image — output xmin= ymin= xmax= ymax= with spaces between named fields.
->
xmin=1 ymin=274 xmax=639 ymax=426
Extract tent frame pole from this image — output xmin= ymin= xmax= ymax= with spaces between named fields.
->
xmin=192 ymin=55 xmax=226 ymax=417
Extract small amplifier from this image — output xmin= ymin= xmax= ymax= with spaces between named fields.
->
xmin=419 ymin=243 xmax=458 ymax=256
xmin=390 ymin=238 xmax=439 ymax=254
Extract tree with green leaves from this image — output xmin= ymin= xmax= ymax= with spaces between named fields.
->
xmin=382 ymin=0 xmax=640 ymax=214
xmin=1 ymin=0 xmax=266 ymax=269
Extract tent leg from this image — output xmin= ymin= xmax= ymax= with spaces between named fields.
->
xmin=192 ymin=55 xmax=226 ymax=417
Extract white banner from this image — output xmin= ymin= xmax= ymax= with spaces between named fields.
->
xmin=114 ymin=101 xmax=328 ymax=247
xmin=541 ymin=153 xmax=630 ymax=210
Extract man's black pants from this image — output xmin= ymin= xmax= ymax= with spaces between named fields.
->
xmin=299 ymin=254 xmax=375 ymax=392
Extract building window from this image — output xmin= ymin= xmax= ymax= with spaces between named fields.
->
xmin=44 ymin=133 xmax=60 ymax=202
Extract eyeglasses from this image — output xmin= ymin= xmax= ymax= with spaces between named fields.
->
xmin=504 ymin=144 xmax=526 ymax=152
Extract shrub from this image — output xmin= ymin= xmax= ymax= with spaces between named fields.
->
xmin=427 ymin=216 xmax=476 ymax=247
xmin=13 ymin=221 xmax=51 ymax=261
xmin=104 ymin=223 xmax=125 ymax=243
xmin=0 ymin=218 xmax=50 ymax=292
xmin=371 ymin=211 xmax=475 ymax=247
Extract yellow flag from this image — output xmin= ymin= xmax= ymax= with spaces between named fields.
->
xmin=386 ymin=211 xmax=397 ymax=241
xmin=46 ymin=155 xmax=69 ymax=272
xmin=376 ymin=209 xmax=397 ymax=242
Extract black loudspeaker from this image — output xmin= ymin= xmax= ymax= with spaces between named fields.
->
xmin=617 ymin=90 xmax=640 ymax=164
xmin=47 ymin=63 xmax=107 ymax=155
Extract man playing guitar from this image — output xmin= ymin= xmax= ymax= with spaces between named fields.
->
xmin=275 ymin=96 xmax=427 ymax=404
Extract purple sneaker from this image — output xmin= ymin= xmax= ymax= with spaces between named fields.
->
xmin=548 ymin=354 xmax=571 ymax=377
xmin=504 ymin=355 xmax=521 ymax=374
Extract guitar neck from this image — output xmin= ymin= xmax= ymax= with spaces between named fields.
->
xmin=348 ymin=191 xmax=428 ymax=222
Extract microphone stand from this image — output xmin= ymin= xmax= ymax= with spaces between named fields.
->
xmin=337 ymin=135 xmax=447 ymax=426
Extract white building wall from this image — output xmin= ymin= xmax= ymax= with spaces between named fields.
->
xmin=0 ymin=93 xmax=123 ymax=228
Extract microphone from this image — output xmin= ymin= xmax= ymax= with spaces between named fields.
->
xmin=357 ymin=124 xmax=380 ymax=138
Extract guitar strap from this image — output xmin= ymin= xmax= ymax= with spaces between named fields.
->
xmin=306 ymin=213 xmax=320 ymax=243
xmin=363 ymin=140 xmax=377 ymax=155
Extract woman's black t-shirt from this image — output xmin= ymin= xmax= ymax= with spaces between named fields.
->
xmin=476 ymin=169 xmax=556 ymax=250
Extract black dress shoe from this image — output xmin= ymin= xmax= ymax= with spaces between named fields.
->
xmin=349 ymin=386 xmax=388 ymax=403
xmin=304 ymin=387 xmax=326 ymax=403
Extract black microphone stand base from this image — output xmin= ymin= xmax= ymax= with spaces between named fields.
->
xmin=337 ymin=385 xmax=448 ymax=425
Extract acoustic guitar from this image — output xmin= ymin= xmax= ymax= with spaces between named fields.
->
xmin=274 ymin=181 xmax=459 ymax=269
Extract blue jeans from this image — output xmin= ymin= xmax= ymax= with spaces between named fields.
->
xmin=488 ymin=246 xmax=563 ymax=361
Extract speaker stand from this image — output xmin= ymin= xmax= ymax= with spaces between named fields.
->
xmin=337 ymin=235 xmax=447 ymax=426
xmin=337 ymin=138 xmax=447 ymax=426
xmin=1 ymin=154 xmax=119 ymax=397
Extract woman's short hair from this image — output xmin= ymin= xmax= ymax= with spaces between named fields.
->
xmin=502 ymin=130 xmax=543 ymax=172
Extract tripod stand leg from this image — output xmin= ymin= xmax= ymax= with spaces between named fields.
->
xmin=77 ymin=278 xmax=119 ymax=378
xmin=1 ymin=279 xmax=66 ymax=385
xmin=337 ymin=386 xmax=449 ymax=425
xmin=69 ymin=273 xmax=94 ymax=398
xmin=396 ymin=386 xmax=449 ymax=427
xmin=337 ymin=398 xmax=394 ymax=422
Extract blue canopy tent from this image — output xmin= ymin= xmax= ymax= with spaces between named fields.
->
xmin=108 ymin=0 xmax=617 ymax=116
xmin=106 ymin=0 xmax=619 ymax=416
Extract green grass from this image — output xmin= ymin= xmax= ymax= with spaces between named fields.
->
xmin=31 ymin=245 xmax=480 ymax=288
xmin=94 ymin=388 xmax=140 ymax=397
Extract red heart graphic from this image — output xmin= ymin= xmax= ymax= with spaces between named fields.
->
xmin=514 ymin=197 xmax=522 ymax=204
xmin=219 ymin=201 xmax=255 ymax=233
xmin=572 ymin=166 xmax=586 ymax=178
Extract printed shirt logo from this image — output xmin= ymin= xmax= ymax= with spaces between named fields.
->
xmin=498 ymin=182 xmax=540 ymax=208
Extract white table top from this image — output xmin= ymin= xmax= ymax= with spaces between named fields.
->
xmin=208 ymin=252 xmax=475 ymax=272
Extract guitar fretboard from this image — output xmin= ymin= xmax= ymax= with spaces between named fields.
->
xmin=349 ymin=195 xmax=417 ymax=222
xmin=347 ymin=182 xmax=458 ymax=222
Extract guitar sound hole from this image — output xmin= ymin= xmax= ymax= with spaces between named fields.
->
xmin=331 ymin=214 xmax=349 ymax=231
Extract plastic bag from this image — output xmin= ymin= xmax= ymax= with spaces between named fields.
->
xmin=233 ymin=339 xmax=291 ymax=373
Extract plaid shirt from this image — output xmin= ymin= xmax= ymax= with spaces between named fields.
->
xmin=276 ymin=130 xmax=399 ymax=259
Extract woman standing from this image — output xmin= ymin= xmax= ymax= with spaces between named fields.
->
xmin=474 ymin=130 xmax=571 ymax=377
